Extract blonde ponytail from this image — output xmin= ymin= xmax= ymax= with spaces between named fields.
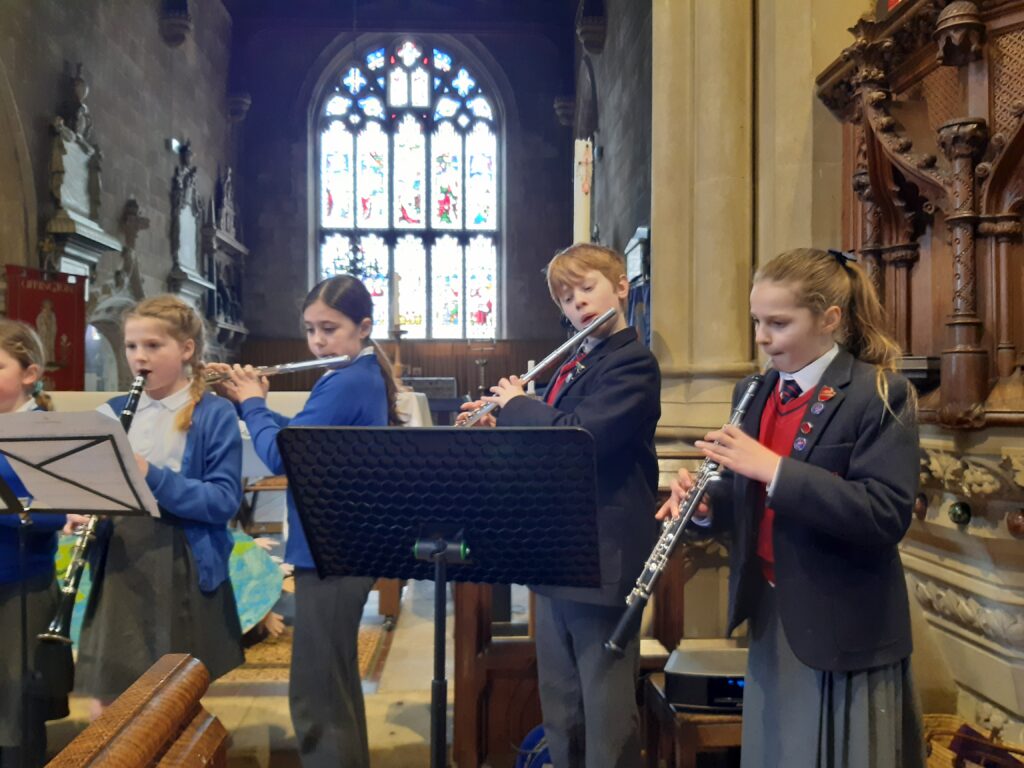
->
xmin=755 ymin=248 xmax=915 ymax=415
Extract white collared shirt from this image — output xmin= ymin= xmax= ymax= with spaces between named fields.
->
xmin=767 ymin=343 xmax=840 ymax=495
xmin=16 ymin=399 xmax=36 ymax=413
xmin=98 ymin=383 xmax=192 ymax=471
xmin=778 ymin=343 xmax=840 ymax=399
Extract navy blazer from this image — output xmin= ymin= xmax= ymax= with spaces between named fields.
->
xmin=498 ymin=327 xmax=661 ymax=606
xmin=707 ymin=348 xmax=919 ymax=672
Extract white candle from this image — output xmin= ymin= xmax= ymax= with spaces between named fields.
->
xmin=389 ymin=272 xmax=402 ymax=331
xmin=573 ymin=139 xmax=593 ymax=244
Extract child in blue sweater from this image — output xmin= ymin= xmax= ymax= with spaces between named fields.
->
xmin=211 ymin=275 xmax=399 ymax=768
xmin=0 ymin=320 xmax=66 ymax=767
xmin=74 ymin=296 xmax=244 ymax=719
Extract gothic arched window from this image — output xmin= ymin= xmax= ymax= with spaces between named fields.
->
xmin=317 ymin=39 xmax=500 ymax=339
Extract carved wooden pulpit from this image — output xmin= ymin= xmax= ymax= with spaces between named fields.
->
xmin=817 ymin=0 xmax=1024 ymax=742
xmin=817 ymin=0 xmax=1024 ymax=428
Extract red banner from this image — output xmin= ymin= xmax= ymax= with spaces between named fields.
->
xmin=5 ymin=265 xmax=86 ymax=390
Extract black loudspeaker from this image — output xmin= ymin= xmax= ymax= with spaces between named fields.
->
xmin=663 ymin=639 xmax=747 ymax=713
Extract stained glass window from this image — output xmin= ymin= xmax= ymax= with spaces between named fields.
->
xmin=317 ymin=39 xmax=501 ymax=339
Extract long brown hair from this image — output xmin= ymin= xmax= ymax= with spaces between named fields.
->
xmin=755 ymin=248 xmax=912 ymax=412
xmin=303 ymin=275 xmax=402 ymax=425
xmin=0 ymin=319 xmax=53 ymax=411
xmin=124 ymin=295 xmax=207 ymax=431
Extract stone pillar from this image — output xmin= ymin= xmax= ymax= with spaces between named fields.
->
xmin=650 ymin=0 xmax=756 ymax=439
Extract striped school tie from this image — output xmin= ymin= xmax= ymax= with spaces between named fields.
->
xmin=780 ymin=378 xmax=803 ymax=404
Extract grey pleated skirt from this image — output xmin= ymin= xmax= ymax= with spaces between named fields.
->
xmin=75 ymin=517 xmax=244 ymax=701
xmin=741 ymin=586 xmax=926 ymax=768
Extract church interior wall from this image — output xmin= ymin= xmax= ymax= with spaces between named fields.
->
xmin=233 ymin=20 xmax=575 ymax=341
xmin=586 ymin=0 xmax=652 ymax=254
xmin=0 ymin=0 xmax=235 ymax=298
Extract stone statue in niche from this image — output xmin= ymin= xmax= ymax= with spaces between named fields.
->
xmin=168 ymin=139 xmax=214 ymax=308
xmin=117 ymin=196 xmax=148 ymax=299
xmin=200 ymin=164 xmax=248 ymax=354
xmin=171 ymin=140 xmax=200 ymax=272
xmin=68 ymin=64 xmax=95 ymax=146
xmin=40 ymin=62 xmax=119 ymax=282
xmin=216 ymin=167 xmax=237 ymax=238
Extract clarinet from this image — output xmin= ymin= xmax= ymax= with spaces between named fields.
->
xmin=38 ymin=373 xmax=147 ymax=645
xmin=605 ymin=374 xmax=764 ymax=655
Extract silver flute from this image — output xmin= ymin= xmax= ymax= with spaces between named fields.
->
xmin=459 ymin=307 xmax=618 ymax=427
xmin=605 ymin=374 xmax=764 ymax=655
xmin=203 ymin=354 xmax=352 ymax=385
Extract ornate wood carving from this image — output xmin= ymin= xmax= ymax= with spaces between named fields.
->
xmin=817 ymin=0 xmax=1024 ymax=429
xmin=935 ymin=1 xmax=986 ymax=67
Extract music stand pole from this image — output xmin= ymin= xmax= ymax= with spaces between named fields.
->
xmin=413 ymin=538 xmax=469 ymax=768
xmin=17 ymin=505 xmax=32 ymax=768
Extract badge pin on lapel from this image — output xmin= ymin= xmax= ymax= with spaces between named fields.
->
xmin=811 ymin=402 xmax=825 ymax=415
xmin=818 ymin=386 xmax=836 ymax=402
xmin=793 ymin=436 xmax=808 ymax=452
xmin=566 ymin=361 xmax=586 ymax=386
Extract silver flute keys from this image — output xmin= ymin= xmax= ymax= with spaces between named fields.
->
xmin=604 ymin=374 xmax=764 ymax=655
xmin=202 ymin=354 xmax=353 ymax=385
xmin=459 ymin=307 xmax=618 ymax=427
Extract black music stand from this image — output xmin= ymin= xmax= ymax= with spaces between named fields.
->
xmin=278 ymin=426 xmax=601 ymax=768
xmin=0 ymin=411 xmax=158 ymax=768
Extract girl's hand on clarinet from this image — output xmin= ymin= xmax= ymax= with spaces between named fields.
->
xmin=63 ymin=513 xmax=91 ymax=535
xmin=655 ymin=468 xmax=711 ymax=521
xmin=696 ymin=424 xmax=780 ymax=484
xmin=134 ymin=454 xmax=149 ymax=477
xmin=482 ymin=376 xmax=526 ymax=409
xmin=456 ymin=400 xmax=495 ymax=427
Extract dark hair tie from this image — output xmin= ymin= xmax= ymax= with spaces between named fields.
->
xmin=827 ymin=248 xmax=857 ymax=270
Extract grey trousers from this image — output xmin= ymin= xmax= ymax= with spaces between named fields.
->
xmin=290 ymin=570 xmax=374 ymax=768
xmin=534 ymin=594 xmax=643 ymax=768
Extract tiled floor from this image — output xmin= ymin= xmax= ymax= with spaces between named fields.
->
xmin=48 ymin=579 xmax=453 ymax=767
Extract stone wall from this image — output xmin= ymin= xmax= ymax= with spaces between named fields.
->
xmin=587 ymin=0 xmax=652 ymax=253
xmin=0 ymin=0 xmax=235 ymax=298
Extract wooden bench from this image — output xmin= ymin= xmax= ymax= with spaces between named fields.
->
xmin=47 ymin=654 xmax=227 ymax=767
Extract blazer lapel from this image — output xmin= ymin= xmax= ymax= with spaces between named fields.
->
xmin=786 ymin=348 xmax=854 ymax=460
xmin=550 ymin=327 xmax=636 ymax=406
